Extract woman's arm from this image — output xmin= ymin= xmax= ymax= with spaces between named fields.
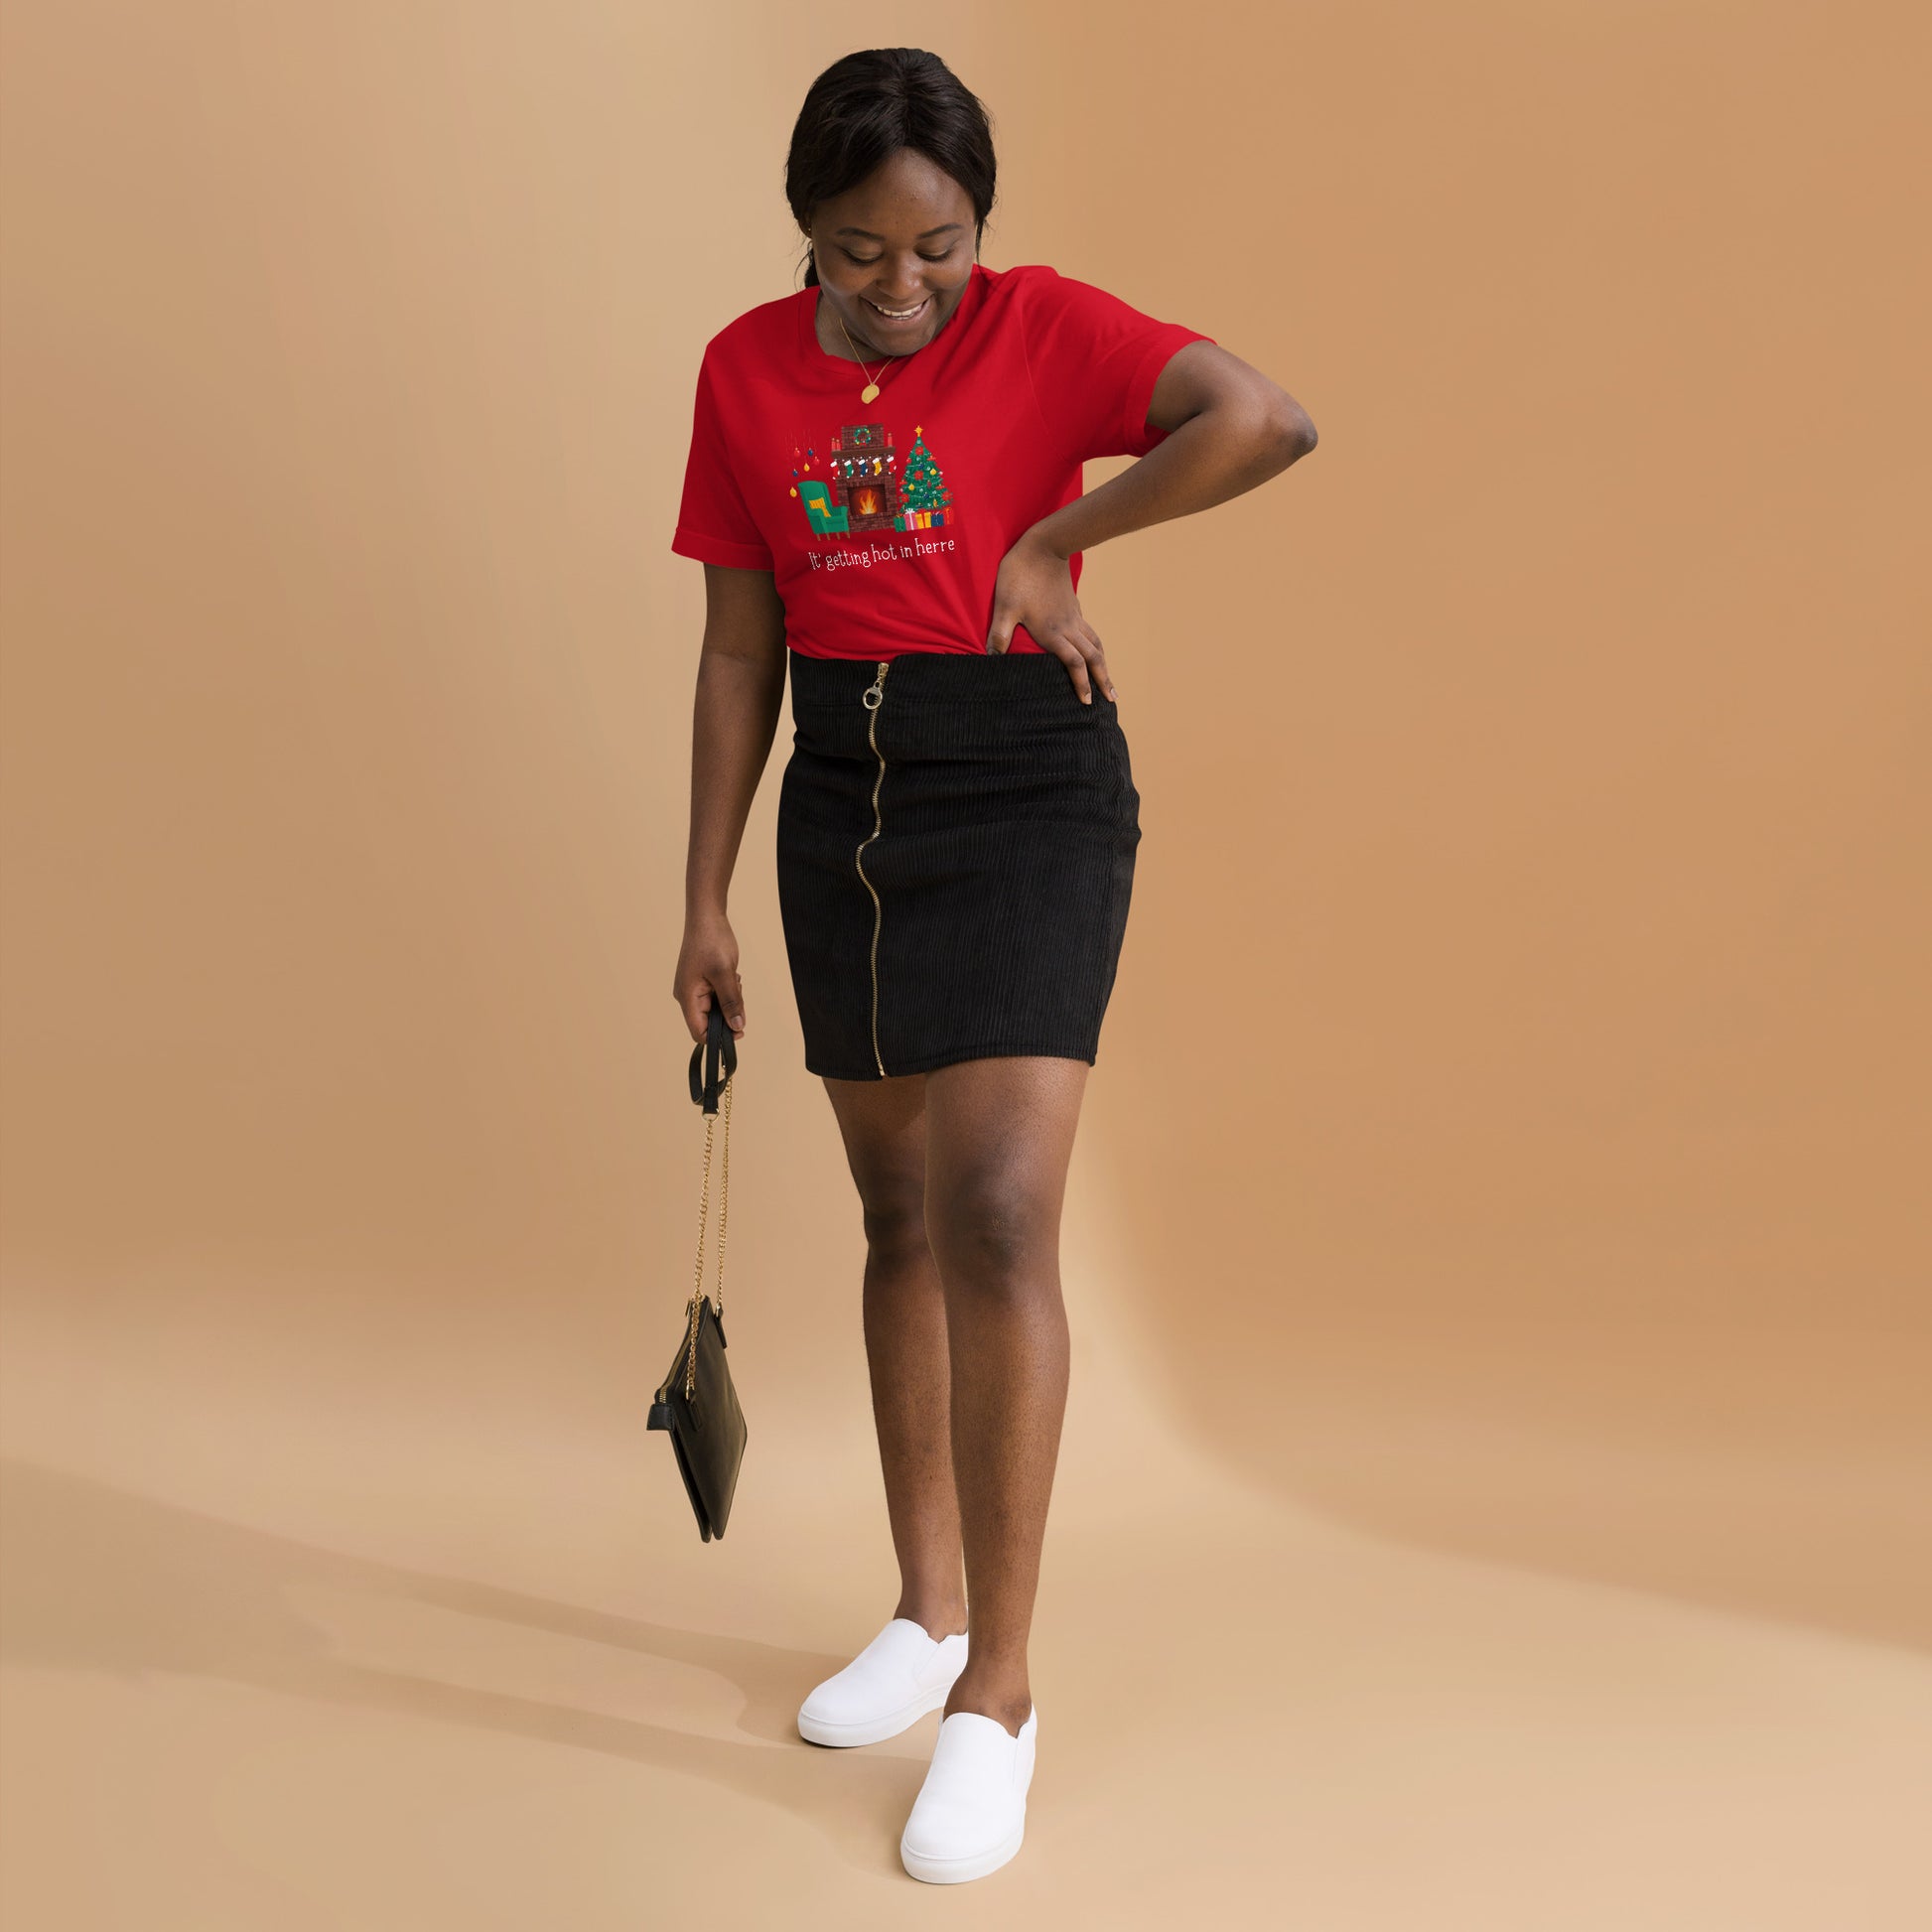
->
xmin=986 ymin=341 xmax=1317 ymax=699
xmin=674 ymin=562 xmax=788 ymax=1041
xmin=1041 ymin=341 xmax=1316 ymax=554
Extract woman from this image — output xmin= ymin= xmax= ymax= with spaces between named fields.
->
xmin=670 ymin=48 xmax=1314 ymax=1885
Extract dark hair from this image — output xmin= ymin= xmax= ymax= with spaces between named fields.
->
xmin=785 ymin=49 xmax=997 ymax=289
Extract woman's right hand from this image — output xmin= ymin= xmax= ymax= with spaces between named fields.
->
xmin=675 ymin=909 xmax=748 ymax=1043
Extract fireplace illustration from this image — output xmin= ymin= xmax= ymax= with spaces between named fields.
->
xmin=829 ymin=422 xmax=902 ymax=532
xmin=791 ymin=422 xmax=957 ymax=538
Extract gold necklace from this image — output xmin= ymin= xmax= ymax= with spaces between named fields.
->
xmin=832 ymin=305 xmax=895 ymax=405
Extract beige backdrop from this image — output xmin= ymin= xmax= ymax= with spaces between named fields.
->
xmin=3 ymin=4 xmax=1928 ymax=1926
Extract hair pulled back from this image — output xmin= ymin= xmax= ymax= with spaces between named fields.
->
xmin=784 ymin=49 xmax=997 ymax=288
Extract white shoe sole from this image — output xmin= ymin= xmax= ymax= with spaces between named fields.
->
xmin=900 ymin=1818 xmax=1026 ymax=1884
xmin=796 ymin=1678 xmax=953 ymax=1748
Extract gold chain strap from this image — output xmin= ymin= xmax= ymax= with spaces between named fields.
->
xmin=682 ymin=1060 xmax=733 ymax=1398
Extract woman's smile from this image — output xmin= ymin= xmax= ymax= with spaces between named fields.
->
xmin=822 ymin=271 xmax=970 ymax=359
xmin=863 ymin=293 xmax=932 ymax=326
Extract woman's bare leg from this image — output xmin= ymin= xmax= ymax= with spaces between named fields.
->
xmin=920 ymin=1054 xmax=1089 ymax=1738
xmin=822 ymin=1071 xmax=968 ymax=1642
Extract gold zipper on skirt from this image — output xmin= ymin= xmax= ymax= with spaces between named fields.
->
xmin=855 ymin=658 xmax=893 ymax=1076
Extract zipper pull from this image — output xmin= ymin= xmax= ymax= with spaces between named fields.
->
xmin=863 ymin=659 xmax=890 ymax=710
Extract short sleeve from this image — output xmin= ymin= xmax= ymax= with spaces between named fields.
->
xmin=671 ymin=345 xmax=774 ymax=570
xmin=1025 ymin=271 xmax=1216 ymax=464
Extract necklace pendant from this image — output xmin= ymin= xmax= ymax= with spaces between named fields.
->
xmin=861 ymin=381 xmax=881 ymax=404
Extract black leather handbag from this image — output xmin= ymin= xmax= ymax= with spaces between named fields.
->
xmin=647 ymin=1002 xmax=748 ymax=1541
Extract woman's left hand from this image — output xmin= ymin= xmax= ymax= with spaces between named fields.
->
xmin=984 ymin=530 xmax=1117 ymax=705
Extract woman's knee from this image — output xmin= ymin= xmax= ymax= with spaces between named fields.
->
xmin=926 ymin=1166 xmax=1057 ymax=1291
xmin=856 ymin=1169 xmax=929 ymax=1265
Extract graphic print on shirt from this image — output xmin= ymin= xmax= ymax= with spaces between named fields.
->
xmin=790 ymin=423 xmax=957 ymax=539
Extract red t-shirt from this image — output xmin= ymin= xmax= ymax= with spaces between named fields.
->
xmin=670 ymin=262 xmax=1214 ymax=660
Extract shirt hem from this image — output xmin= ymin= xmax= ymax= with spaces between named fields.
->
xmin=1119 ymin=326 xmax=1217 ymax=456
xmin=672 ymin=526 xmax=774 ymax=571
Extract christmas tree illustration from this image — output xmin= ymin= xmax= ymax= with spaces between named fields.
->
xmin=900 ymin=432 xmax=952 ymax=516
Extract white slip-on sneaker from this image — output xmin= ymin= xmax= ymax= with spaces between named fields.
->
xmin=898 ymin=1703 xmax=1036 ymax=1884
xmin=796 ymin=1617 xmax=969 ymax=1747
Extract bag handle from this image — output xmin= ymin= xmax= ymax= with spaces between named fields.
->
xmin=689 ymin=999 xmax=737 ymax=1114
xmin=678 ymin=1002 xmax=736 ymax=1397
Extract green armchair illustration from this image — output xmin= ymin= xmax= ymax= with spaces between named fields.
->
xmin=799 ymin=479 xmax=850 ymax=535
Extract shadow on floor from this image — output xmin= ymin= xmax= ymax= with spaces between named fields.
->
xmin=0 ymin=1456 xmax=923 ymax=1875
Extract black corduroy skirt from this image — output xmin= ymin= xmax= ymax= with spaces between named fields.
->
xmin=775 ymin=646 xmax=1144 ymax=1081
